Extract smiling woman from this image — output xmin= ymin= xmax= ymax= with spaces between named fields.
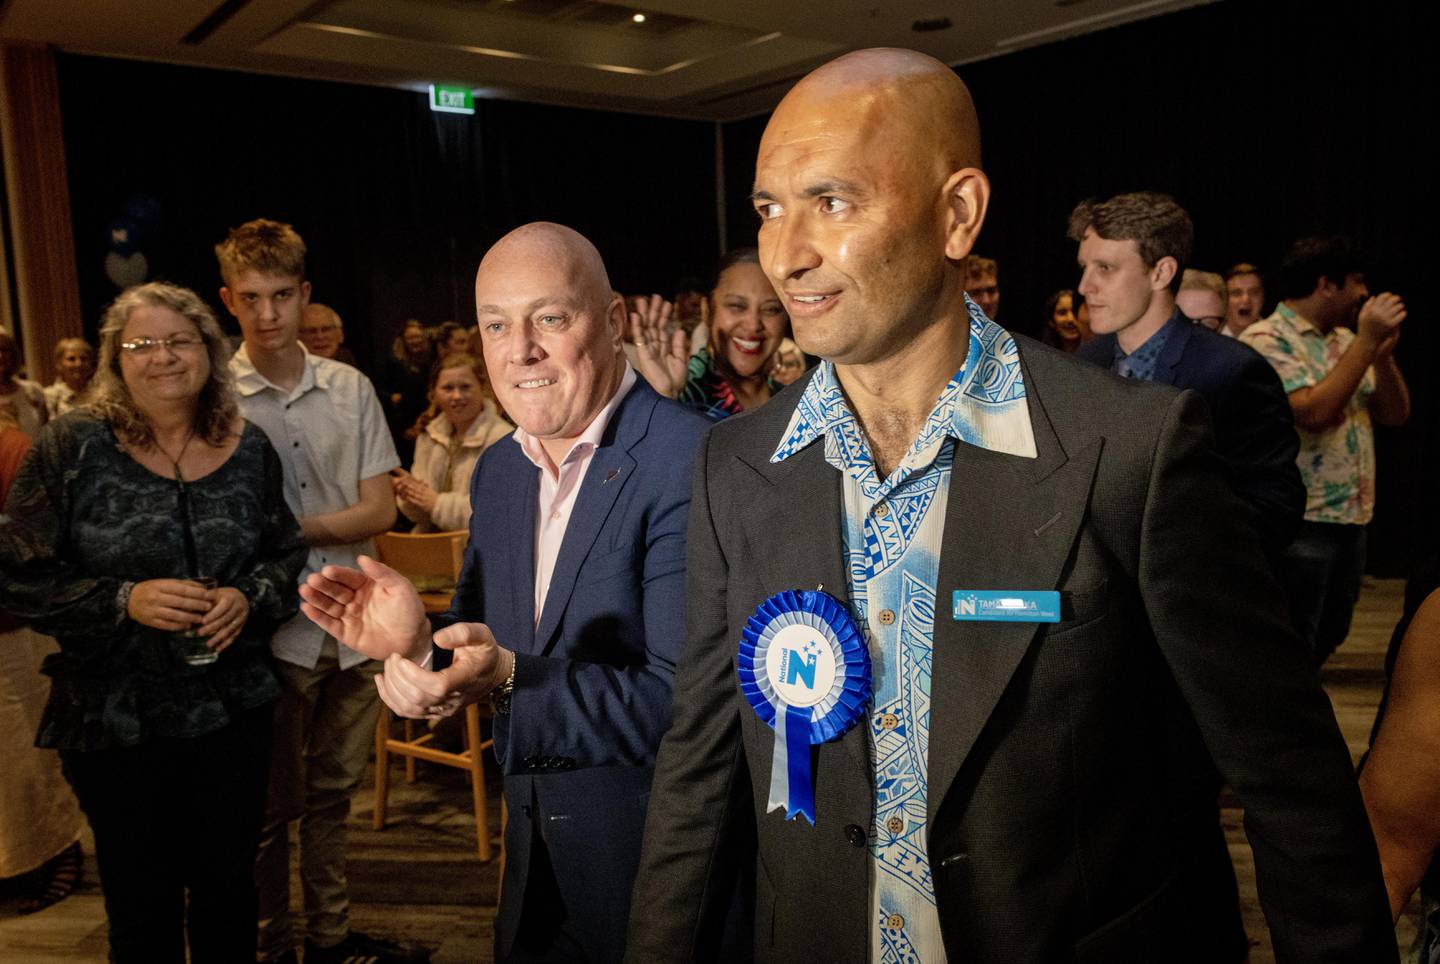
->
xmin=673 ymin=248 xmax=788 ymax=421
xmin=0 ymin=282 xmax=307 ymax=962
xmin=393 ymin=353 xmax=513 ymax=532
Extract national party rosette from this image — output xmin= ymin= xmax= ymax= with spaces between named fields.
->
xmin=737 ymin=589 xmax=871 ymax=825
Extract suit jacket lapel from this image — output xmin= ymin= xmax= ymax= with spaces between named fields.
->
xmin=926 ymin=354 xmax=1102 ymax=829
xmin=1155 ymin=316 xmax=1191 ymax=383
xmin=506 ymin=447 xmax=539 ymax=651
xmin=735 ymin=425 xmax=871 ymax=782
xmin=531 ymin=388 xmax=652 ymax=653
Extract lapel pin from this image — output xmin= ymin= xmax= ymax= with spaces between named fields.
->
xmin=603 ymin=468 xmax=621 ymax=484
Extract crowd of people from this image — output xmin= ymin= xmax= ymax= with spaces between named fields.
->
xmin=0 ymin=44 xmax=1434 ymax=964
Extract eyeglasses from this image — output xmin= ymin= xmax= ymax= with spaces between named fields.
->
xmin=119 ymin=335 xmax=206 ymax=355
xmin=300 ymin=325 xmax=339 ymax=335
xmin=1193 ymin=316 xmax=1225 ymax=332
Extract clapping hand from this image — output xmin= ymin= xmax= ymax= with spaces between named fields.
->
xmin=627 ymin=294 xmax=690 ymax=398
xmin=1358 ymin=292 xmax=1406 ymax=357
xmin=391 ymin=469 xmax=438 ymax=512
xmin=373 ymin=622 xmax=514 ymax=720
xmin=299 ymin=556 xmax=430 ymax=662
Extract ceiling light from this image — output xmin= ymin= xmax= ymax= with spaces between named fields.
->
xmin=632 ymin=13 xmax=646 ymax=23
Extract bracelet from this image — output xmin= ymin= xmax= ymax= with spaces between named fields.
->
xmin=489 ymin=662 xmax=516 ymax=716
xmin=116 ymin=581 xmax=136 ymax=621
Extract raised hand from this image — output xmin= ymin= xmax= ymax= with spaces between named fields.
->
xmin=374 ymin=622 xmax=514 ymax=719
xmin=299 ymin=555 xmax=430 ymax=662
xmin=1358 ymin=292 xmax=1406 ymax=350
xmin=627 ymin=294 xmax=690 ymax=398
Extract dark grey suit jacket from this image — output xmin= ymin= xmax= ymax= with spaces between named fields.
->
xmin=628 ymin=337 xmax=1395 ymax=963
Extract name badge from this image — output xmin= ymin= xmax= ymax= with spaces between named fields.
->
xmin=952 ymin=590 xmax=1061 ymax=623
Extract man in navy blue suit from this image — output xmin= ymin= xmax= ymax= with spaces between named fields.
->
xmin=1072 ymin=191 xmax=1304 ymax=559
xmin=299 ymin=222 xmax=709 ymax=963
xmin=1071 ymin=191 xmax=1305 ymax=962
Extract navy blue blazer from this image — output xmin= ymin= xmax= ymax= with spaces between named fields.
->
xmin=1079 ymin=316 xmax=1304 ymax=557
xmin=442 ymin=378 xmax=708 ymax=963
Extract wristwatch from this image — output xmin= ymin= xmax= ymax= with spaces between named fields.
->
xmin=489 ymin=663 xmax=516 ymax=716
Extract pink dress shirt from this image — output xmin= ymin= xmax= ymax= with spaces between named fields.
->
xmin=514 ymin=364 xmax=637 ymax=626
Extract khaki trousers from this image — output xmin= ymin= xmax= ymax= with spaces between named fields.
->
xmin=255 ymin=638 xmax=381 ymax=958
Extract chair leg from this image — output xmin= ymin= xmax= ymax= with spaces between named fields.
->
xmin=403 ymin=719 xmax=417 ymax=783
xmin=373 ymin=706 xmax=391 ymax=831
xmin=464 ymin=704 xmax=492 ymax=861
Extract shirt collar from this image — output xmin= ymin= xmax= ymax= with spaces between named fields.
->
xmin=515 ymin=363 xmax=637 ymax=477
xmin=231 ymin=342 xmax=327 ymax=398
xmin=772 ymin=304 xmax=1036 ymax=483
xmin=1274 ymin=301 xmax=1324 ymax=336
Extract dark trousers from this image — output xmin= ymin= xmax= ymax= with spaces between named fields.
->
xmin=1279 ymin=520 xmax=1367 ymax=665
xmin=61 ymin=704 xmax=273 ymax=964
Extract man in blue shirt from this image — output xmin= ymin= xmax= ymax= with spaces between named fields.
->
xmin=629 ymin=49 xmax=1392 ymax=964
xmin=1073 ymin=192 xmax=1303 ymax=560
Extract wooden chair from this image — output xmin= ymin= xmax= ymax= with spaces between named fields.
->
xmin=373 ymin=530 xmax=466 ymax=614
xmin=371 ymin=530 xmax=497 ymax=861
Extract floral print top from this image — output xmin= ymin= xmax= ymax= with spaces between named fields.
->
xmin=0 ymin=412 xmax=306 ymax=750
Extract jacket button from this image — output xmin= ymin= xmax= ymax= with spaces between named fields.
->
xmin=845 ymin=824 xmax=866 ymax=847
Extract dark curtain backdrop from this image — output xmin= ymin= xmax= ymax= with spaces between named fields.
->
xmin=721 ymin=0 xmax=1436 ymax=576
xmin=55 ymin=55 xmax=720 ymax=373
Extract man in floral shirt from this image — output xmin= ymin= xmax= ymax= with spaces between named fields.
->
xmin=1241 ymin=235 xmax=1410 ymax=664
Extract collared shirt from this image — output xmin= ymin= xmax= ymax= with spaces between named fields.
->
xmin=1111 ymin=310 xmax=1185 ymax=380
xmin=515 ymin=364 xmax=637 ymax=624
xmin=43 ymin=379 xmax=82 ymax=419
xmin=772 ymin=304 xmax=1036 ymax=964
xmin=1241 ymin=303 xmax=1376 ymax=525
xmin=230 ymin=344 xmax=400 ymax=669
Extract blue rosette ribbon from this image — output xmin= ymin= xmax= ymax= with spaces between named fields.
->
xmin=737 ymin=589 xmax=871 ymax=825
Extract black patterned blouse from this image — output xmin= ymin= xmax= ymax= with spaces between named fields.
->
xmin=0 ymin=411 xmax=306 ymax=751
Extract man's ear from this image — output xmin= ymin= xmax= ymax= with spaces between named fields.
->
xmin=606 ymin=294 xmax=627 ymax=347
xmin=218 ymin=286 xmax=236 ymax=317
xmin=942 ymin=168 xmax=991 ymax=262
xmin=1150 ymin=256 xmax=1179 ymax=292
xmin=299 ymin=280 xmax=313 ymax=307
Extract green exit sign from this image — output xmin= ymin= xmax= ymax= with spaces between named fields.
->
xmin=429 ymin=84 xmax=475 ymax=115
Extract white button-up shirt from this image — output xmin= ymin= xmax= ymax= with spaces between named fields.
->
xmin=230 ymin=344 xmax=399 ymax=669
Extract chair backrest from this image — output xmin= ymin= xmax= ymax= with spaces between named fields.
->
xmin=373 ymin=530 xmax=466 ymax=585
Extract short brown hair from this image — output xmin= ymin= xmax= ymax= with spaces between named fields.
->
xmin=1067 ymin=192 xmax=1193 ymax=291
xmin=965 ymin=255 xmax=998 ymax=282
xmin=1225 ymin=262 xmax=1262 ymax=282
xmin=215 ymin=218 xmax=307 ymax=284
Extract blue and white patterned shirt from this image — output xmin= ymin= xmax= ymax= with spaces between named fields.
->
xmin=1110 ymin=309 xmax=1186 ymax=381
xmin=771 ymin=304 xmax=1036 ymax=964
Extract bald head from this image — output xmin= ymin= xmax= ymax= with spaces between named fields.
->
xmin=473 ymin=222 xmax=626 ymax=459
xmin=750 ymin=48 xmax=991 ymax=368
xmin=477 ymin=222 xmax=614 ymax=314
xmin=771 ymin=48 xmax=982 ymax=177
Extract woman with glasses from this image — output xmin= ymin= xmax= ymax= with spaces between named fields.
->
xmin=0 ymin=282 xmax=306 ymax=962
